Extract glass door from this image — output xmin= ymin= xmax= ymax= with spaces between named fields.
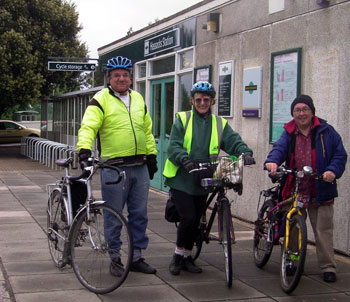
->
xmin=150 ymin=77 xmax=174 ymax=191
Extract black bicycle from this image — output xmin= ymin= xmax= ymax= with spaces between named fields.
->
xmin=47 ymin=157 xmax=133 ymax=294
xmin=190 ymin=155 xmax=246 ymax=288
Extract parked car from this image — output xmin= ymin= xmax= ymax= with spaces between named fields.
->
xmin=0 ymin=120 xmax=40 ymax=143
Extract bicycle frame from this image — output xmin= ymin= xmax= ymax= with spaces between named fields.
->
xmin=201 ymin=187 xmax=235 ymax=243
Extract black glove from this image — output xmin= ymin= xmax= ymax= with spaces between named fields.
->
xmin=182 ymin=157 xmax=196 ymax=172
xmin=146 ymin=154 xmax=158 ymax=180
xmin=78 ymin=149 xmax=92 ymax=170
xmin=243 ymin=154 xmax=256 ymax=165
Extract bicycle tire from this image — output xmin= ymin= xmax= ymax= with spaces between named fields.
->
xmin=280 ymin=214 xmax=307 ymax=294
xmin=253 ymin=200 xmax=275 ymax=268
xmin=70 ymin=203 xmax=133 ymax=294
xmin=220 ymin=197 xmax=232 ymax=288
xmin=47 ymin=189 xmax=69 ymax=268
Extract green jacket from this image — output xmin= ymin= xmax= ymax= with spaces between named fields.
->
xmin=77 ymin=87 xmax=156 ymax=159
xmin=164 ymin=109 xmax=253 ymax=195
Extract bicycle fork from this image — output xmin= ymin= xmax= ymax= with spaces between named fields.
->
xmin=217 ymin=202 xmax=236 ymax=243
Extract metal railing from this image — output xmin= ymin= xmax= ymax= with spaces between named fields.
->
xmin=21 ymin=137 xmax=79 ymax=169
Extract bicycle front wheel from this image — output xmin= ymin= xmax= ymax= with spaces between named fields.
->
xmin=220 ymin=197 xmax=232 ymax=288
xmin=280 ymin=214 xmax=307 ymax=294
xmin=47 ymin=189 xmax=68 ymax=268
xmin=70 ymin=203 xmax=133 ymax=294
xmin=253 ymin=200 xmax=274 ymax=268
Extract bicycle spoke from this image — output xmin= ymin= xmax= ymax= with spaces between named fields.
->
xmin=280 ymin=215 xmax=307 ymax=293
xmin=253 ymin=200 xmax=275 ymax=268
xmin=70 ymin=204 xmax=133 ymax=294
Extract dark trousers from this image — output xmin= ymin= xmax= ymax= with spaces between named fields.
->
xmin=170 ymin=188 xmax=207 ymax=250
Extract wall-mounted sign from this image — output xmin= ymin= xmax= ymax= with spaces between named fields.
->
xmin=270 ymin=48 xmax=301 ymax=143
xmin=218 ymin=61 xmax=234 ymax=117
xmin=243 ymin=67 xmax=262 ymax=117
xmin=48 ymin=62 xmax=96 ymax=71
xmin=144 ymin=28 xmax=180 ymax=56
xmin=194 ymin=65 xmax=212 ymax=82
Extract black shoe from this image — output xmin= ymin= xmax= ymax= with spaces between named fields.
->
xmin=110 ymin=258 xmax=124 ymax=277
xmin=323 ymin=272 xmax=337 ymax=283
xmin=182 ymin=256 xmax=202 ymax=273
xmin=130 ymin=258 xmax=156 ymax=274
xmin=169 ymin=253 xmax=183 ymax=275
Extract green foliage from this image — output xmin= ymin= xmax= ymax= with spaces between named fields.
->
xmin=0 ymin=0 xmax=88 ymax=115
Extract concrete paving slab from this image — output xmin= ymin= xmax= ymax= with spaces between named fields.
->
xmin=15 ymin=289 xmax=101 ymax=302
xmin=276 ymin=293 xmax=350 ymax=302
xmin=0 ymin=223 xmax=46 ymax=241
xmin=98 ymin=284 xmax=188 ymax=302
xmin=1 ymin=249 xmax=51 ymax=263
xmin=241 ymin=274 xmax=339 ymax=297
xmin=4 ymin=260 xmax=69 ymax=276
xmin=9 ymin=272 xmax=82 ymax=293
xmin=172 ymin=280 xmax=266 ymax=301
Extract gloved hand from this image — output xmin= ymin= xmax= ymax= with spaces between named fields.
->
xmin=146 ymin=154 xmax=158 ymax=180
xmin=243 ymin=154 xmax=256 ymax=165
xmin=182 ymin=157 xmax=196 ymax=172
xmin=78 ymin=149 xmax=92 ymax=170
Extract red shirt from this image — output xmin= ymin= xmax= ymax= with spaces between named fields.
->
xmin=294 ymin=129 xmax=315 ymax=205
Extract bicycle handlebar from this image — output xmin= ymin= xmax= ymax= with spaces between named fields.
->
xmin=66 ymin=158 xmax=124 ymax=185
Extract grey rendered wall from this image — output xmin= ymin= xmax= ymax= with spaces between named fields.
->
xmin=195 ymin=0 xmax=350 ymax=254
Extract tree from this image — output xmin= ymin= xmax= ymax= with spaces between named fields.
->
xmin=0 ymin=0 xmax=88 ymax=117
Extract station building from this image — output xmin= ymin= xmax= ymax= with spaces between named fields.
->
xmin=42 ymin=0 xmax=350 ymax=254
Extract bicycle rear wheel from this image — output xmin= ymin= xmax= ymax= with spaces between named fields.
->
xmin=253 ymin=200 xmax=274 ymax=268
xmin=70 ymin=203 xmax=133 ymax=294
xmin=280 ymin=214 xmax=307 ymax=294
xmin=47 ymin=189 xmax=68 ymax=268
xmin=220 ymin=197 xmax=232 ymax=288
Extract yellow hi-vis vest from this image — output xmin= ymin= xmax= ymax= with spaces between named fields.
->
xmin=163 ymin=111 xmax=227 ymax=178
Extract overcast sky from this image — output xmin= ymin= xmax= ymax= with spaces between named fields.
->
xmin=71 ymin=0 xmax=202 ymax=59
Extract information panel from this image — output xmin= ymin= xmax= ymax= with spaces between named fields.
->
xmin=270 ymin=48 xmax=301 ymax=143
xmin=218 ymin=61 xmax=234 ymax=117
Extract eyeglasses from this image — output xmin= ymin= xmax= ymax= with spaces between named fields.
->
xmin=194 ymin=97 xmax=211 ymax=104
xmin=293 ymin=108 xmax=311 ymax=114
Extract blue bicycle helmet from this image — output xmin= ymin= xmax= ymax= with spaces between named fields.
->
xmin=190 ymin=81 xmax=216 ymax=98
xmin=106 ymin=56 xmax=132 ymax=72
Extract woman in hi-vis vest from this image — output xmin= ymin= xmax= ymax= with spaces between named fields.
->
xmin=163 ymin=81 xmax=255 ymax=275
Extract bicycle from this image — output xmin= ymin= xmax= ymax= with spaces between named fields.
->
xmin=190 ymin=155 xmax=246 ymax=288
xmin=253 ymin=165 xmax=322 ymax=293
xmin=46 ymin=157 xmax=133 ymax=294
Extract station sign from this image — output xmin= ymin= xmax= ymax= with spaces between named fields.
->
xmin=144 ymin=28 xmax=180 ymax=56
xmin=48 ymin=61 xmax=96 ymax=71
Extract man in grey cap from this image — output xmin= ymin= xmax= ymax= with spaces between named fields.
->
xmin=265 ymin=94 xmax=347 ymax=283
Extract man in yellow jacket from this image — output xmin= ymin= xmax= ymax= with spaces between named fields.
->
xmin=77 ymin=56 xmax=158 ymax=275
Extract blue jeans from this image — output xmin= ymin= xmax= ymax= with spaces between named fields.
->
xmin=101 ymin=164 xmax=150 ymax=261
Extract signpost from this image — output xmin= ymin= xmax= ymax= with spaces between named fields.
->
xmin=48 ymin=61 xmax=96 ymax=71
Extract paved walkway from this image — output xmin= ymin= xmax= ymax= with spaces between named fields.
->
xmin=0 ymin=144 xmax=349 ymax=301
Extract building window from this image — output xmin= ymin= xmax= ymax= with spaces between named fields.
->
xmin=137 ymin=63 xmax=146 ymax=78
xmin=151 ymin=56 xmax=175 ymax=75
xmin=178 ymin=72 xmax=192 ymax=111
xmin=179 ymin=49 xmax=194 ymax=70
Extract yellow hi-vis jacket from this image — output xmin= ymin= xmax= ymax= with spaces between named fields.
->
xmin=163 ymin=110 xmax=227 ymax=178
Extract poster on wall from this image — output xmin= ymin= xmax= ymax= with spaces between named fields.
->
xmin=270 ymin=48 xmax=301 ymax=143
xmin=218 ymin=61 xmax=234 ymax=117
xmin=243 ymin=67 xmax=262 ymax=117
xmin=194 ymin=65 xmax=212 ymax=82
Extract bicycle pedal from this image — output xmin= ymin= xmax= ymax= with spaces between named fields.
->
xmin=208 ymin=234 xmax=219 ymax=241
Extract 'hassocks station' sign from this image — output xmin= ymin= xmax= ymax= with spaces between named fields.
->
xmin=48 ymin=62 xmax=96 ymax=71
xmin=144 ymin=28 xmax=180 ymax=56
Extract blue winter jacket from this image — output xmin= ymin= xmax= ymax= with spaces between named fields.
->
xmin=265 ymin=117 xmax=347 ymax=204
